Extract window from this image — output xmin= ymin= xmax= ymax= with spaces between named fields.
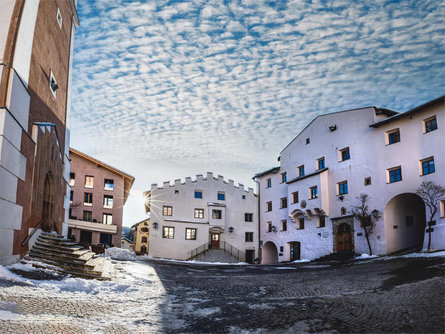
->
xmin=266 ymin=178 xmax=272 ymax=188
xmin=103 ymin=195 xmax=113 ymax=208
xmin=281 ymin=220 xmax=287 ymax=231
xmin=163 ymin=226 xmax=174 ymax=239
xmin=406 ymin=216 xmax=414 ymax=227
xmin=141 ymin=237 xmax=148 ymax=243
xmin=424 ymin=116 xmax=437 ymax=133
xmin=85 ymin=176 xmax=94 ymax=188
xmin=56 ymin=8 xmax=62 ymax=28
xmin=387 ymin=129 xmax=400 ymax=145
xmin=212 ymin=209 xmax=222 ymax=219
xmin=70 ymin=190 xmax=73 ymax=202
xmin=266 ymin=201 xmax=272 ymax=212
xmin=194 ymin=190 xmax=202 ymax=199
xmin=217 ymin=192 xmax=225 ymax=201
xmin=84 ymin=192 xmax=93 ymax=206
xmin=245 ymin=232 xmax=254 ymax=242
xmin=194 ymin=208 xmax=204 ymax=219
xmin=245 ymin=213 xmax=253 ymax=222
xmin=163 ymin=206 xmax=173 ymax=216
xmin=281 ymin=172 xmax=287 ymax=183
xmin=292 ymin=191 xmax=299 ymax=204
xmin=280 ymin=197 xmax=288 ymax=209
xmin=104 ymin=179 xmax=114 ymax=190
xmin=83 ymin=211 xmax=92 ymax=222
xmin=364 ymin=177 xmax=371 ymax=186
xmin=340 ymin=147 xmax=350 ymax=161
xmin=69 ymin=173 xmax=75 ymax=186
xmin=318 ymin=215 xmax=325 ymax=228
xmin=49 ymin=70 xmax=58 ymax=98
xmin=175 ymin=190 xmax=179 ymax=195
xmin=388 ymin=167 xmax=402 ymax=183
xmin=310 ymin=186 xmax=318 ymax=199
xmin=267 ymin=222 xmax=272 ymax=232
xmin=338 ymin=181 xmax=348 ymax=195
xmin=440 ymin=200 xmax=445 ymax=218
xmin=100 ymin=233 xmax=112 ymax=245
xmin=305 ymin=138 xmax=310 ymax=144
xmin=318 ymin=157 xmax=325 ymax=170
xmin=298 ymin=165 xmax=305 ymax=177
xmin=421 ymin=157 xmax=435 ymax=175
xmin=341 ymin=207 xmax=347 ymax=215
xmin=103 ymin=213 xmax=113 ymax=225
xmin=185 ymin=228 xmax=197 ymax=240
xmin=280 ymin=246 xmax=284 ymax=253
xmin=297 ymin=218 xmax=304 ymax=230
xmin=242 ymin=195 xmax=246 ymax=199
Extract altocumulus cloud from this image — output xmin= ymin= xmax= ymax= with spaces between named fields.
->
xmin=71 ymin=0 xmax=445 ymax=225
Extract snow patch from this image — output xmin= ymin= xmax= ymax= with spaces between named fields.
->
xmin=105 ymin=247 xmax=136 ymax=260
xmin=0 ymin=266 xmax=31 ymax=284
xmin=292 ymin=259 xmax=311 ymax=263
xmin=402 ymin=250 xmax=445 ymax=258
xmin=248 ymin=303 xmax=274 ymax=310
xmin=355 ymin=254 xmax=378 ymax=259
xmin=0 ymin=310 xmax=18 ymax=320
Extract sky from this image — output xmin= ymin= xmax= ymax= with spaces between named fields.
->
xmin=70 ymin=0 xmax=445 ymax=227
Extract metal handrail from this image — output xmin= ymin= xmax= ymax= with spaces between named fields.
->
xmin=222 ymin=241 xmax=245 ymax=262
xmin=21 ymin=220 xmax=43 ymax=247
xmin=188 ymin=242 xmax=211 ymax=260
xmin=187 ymin=240 xmax=246 ymax=262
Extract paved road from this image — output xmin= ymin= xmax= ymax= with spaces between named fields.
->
xmin=0 ymin=255 xmax=443 ymax=333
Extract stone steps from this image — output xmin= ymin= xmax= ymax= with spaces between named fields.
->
xmin=23 ymin=232 xmax=111 ymax=280
xmin=194 ymin=249 xmax=241 ymax=263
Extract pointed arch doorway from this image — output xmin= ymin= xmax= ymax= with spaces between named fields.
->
xmin=42 ymin=172 xmax=55 ymax=231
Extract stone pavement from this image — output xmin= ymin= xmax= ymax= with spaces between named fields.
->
xmin=0 ymin=255 xmax=443 ymax=333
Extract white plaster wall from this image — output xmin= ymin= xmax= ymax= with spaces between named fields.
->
xmin=0 ymin=1 xmax=15 ymax=64
xmin=0 ymin=197 xmax=22 ymax=230
xmin=12 ymin=0 xmax=40 ymax=86
xmin=149 ymin=172 xmax=258 ymax=261
xmin=0 ymin=135 xmax=26 ymax=181
xmin=6 ymin=70 xmax=30 ymax=130
xmin=0 ymin=108 xmax=22 ymax=150
xmin=0 ymin=228 xmax=19 ymax=265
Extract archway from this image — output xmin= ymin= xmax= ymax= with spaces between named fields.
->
xmin=262 ymin=241 xmax=278 ymax=264
xmin=42 ymin=172 xmax=55 ymax=231
xmin=335 ymin=223 xmax=353 ymax=252
xmin=384 ymin=193 xmax=426 ymax=254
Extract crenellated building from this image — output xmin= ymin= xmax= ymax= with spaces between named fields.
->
xmin=0 ymin=0 xmax=79 ymax=265
xmin=254 ymin=96 xmax=444 ymax=263
xmin=145 ymin=172 xmax=259 ymax=263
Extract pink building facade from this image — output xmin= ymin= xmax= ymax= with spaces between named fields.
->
xmin=68 ymin=148 xmax=134 ymax=248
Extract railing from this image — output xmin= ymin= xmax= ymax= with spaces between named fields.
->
xmin=22 ymin=220 xmax=43 ymax=247
xmin=187 ymin=240 xmax=245 ymax=262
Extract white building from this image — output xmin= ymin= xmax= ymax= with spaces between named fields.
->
xmin=145 ymin=172 xmax=259 ymax=263
xmin=254 ymin=96 xmax=444 ymax=263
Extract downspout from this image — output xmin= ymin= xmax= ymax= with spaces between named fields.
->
xmin=0 ymin=0 xmax=25 ymax=107
xmin=253 ymin=177 xmax=261 ymax=262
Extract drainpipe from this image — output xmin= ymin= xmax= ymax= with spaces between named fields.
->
xmin=0 ymin=0 xmax=25 ymax=107
xmin=253 ymin=177 xmax=261 ymax=262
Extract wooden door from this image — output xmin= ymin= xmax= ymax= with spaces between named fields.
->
xmin=290 ymin=242 xmax=301 ymax=261
xmin=336 ymin=223 xmax=352 ymax=252
xmin=211 ymin=233 xmax=220 ymax=248
xmin=245 ymin=250 xmax=255 ymax=264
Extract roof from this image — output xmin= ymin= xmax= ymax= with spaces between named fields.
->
xmin=253 ymin=167 xmax=280 ymax=179
xmin=286 ymin=167 xmax=328 ymax=184
xmin=131 ymin=218 xmax=149 ymax=229
xmin=121 ymin=237 xmax=134 ymax=244
xmin=370 ymin=95 xmax=445 ymax=128
xmin=69 ymin=148 xmax=135 ymax=204
xmin=279 ymin=106 xmax=398 ymax=154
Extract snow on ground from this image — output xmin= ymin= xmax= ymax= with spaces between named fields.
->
xmin=355 ymin=254 xmax=378 ymax=259
xmin=0 ymin=266 xmax=31 ymax=284
xmin=292 ymin=259 xmax=311 ymax=263
xmin=104 ymin=247 xmax=136 ymax=260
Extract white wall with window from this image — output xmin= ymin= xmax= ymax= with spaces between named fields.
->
xmin=146 ymin=172 xmax=258 ymax=261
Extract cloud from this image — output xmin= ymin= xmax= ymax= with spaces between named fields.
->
xmin=71 ymin=0 xmax=445 ymax=225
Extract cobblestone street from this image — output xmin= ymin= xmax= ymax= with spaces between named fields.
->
xmin=0 ymin=255 xmax=443 ymax=333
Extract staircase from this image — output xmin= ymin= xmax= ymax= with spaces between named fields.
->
xmin=22 ymin=232 xmax=111 ymax=280
xmin=188 ymin=241 xmax=245 ymax=263
xmin=314 ymin=251 xmax=357 ymax=262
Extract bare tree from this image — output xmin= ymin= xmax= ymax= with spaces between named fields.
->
xmin=416 ymin=181 xmax=445 ymax=251
xmin=350 ymin=194 xmax=379 ymax=255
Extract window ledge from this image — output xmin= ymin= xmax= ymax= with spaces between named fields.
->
xmin=103 ymin=205 xmax=113 ymax=209
xmin=85 ymin=185 xmax=94 ymax=189
xmin=84 ymin=203 xmax=92 ymax=207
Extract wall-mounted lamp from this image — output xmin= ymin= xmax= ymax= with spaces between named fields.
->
xmin=271 ymin=226 xmax=277 ymax=233
xmin=228 ymin=226 xmax=234 ymax=233
xmin=329 ymin=124 xmax=337 ymax=132
xmin=152 ymin=222 xmax=159 ymax=230
xmin=338 ymin=195 xmax=344 ymax=201
xmin=372 ymin=209 xmax=380 ymax=220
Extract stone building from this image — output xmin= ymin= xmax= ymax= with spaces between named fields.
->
xmin=132 ymin=218 xmax=149 ymax=255
xmin=255 ymin=96 xmax=444 ymax=263
xmin=68 ymin=148 xmax=134 ymax=249
xmin=0 ymin=0 xmax=79 ymax=265
xmin=145 ymin=173 xmax=259 ymax=263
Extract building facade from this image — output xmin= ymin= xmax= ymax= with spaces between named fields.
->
xmin=146 ymin=173 xmax=259 ymax=263
xmin=132 ymin=218 xmax=149 ymax=255
xmin=68 ymin=148 xmax=134 ymax=249
xmin=255 ymin=96 xmax=444 ymax=263
xmin=0 ymin=0 xmax=78 ymax=265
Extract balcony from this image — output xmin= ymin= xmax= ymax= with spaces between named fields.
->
xmin=68 ymin=219 xmax=117 ymax=234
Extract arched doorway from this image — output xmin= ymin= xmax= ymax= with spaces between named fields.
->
xmin=42 ymin=172 xmax=55 ymax=231
xmin=384 ymin=193 xmax=426 ymax=254
xmin=262 ymin=241 xmax=278 ymax=264
xmin=335 ymin=223 xmax=353 ymax=252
